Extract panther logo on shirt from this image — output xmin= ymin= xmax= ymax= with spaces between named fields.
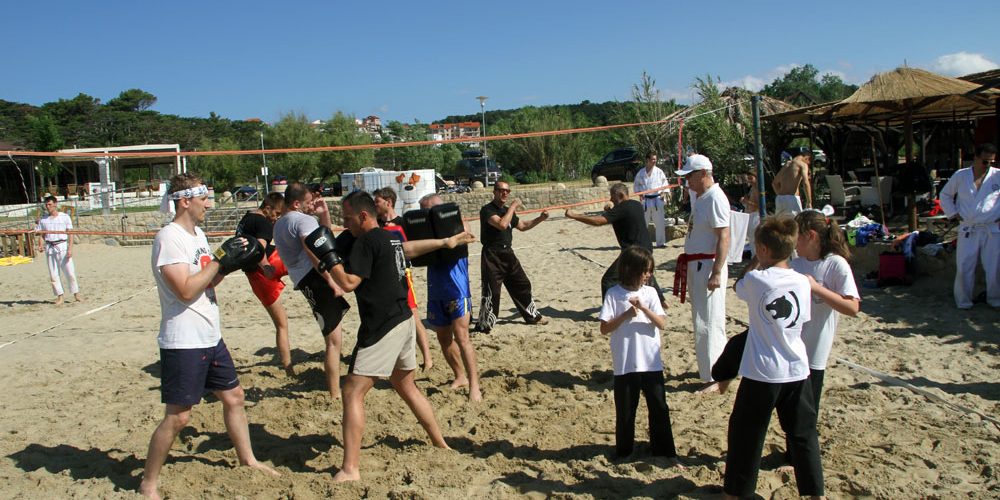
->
xmin=758 ymin=290 xmax=801 ymax=328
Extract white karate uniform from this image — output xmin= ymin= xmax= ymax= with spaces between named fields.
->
xmin=634 ymin=166 xmax=669 ymax=247
xmin=36 ymin=212 xmax=79 ymax=297
xmin=685 ymin=184 xmax=730 ymax=381
xmin=939 ymin=166 xmax=1000 ymax=308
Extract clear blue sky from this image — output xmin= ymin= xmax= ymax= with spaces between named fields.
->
xmin=5 ymin=0 xmax=998 ymax=124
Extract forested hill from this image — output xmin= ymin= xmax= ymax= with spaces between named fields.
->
xmin=436 ymin=99 xmax=626 ymax=127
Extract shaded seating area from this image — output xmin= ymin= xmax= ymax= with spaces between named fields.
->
xmin=824 ymin=174 xmax=861 ymax=210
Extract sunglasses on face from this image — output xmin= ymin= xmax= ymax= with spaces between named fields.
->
xmin=495 ymin=188 xmax=511 ymax=194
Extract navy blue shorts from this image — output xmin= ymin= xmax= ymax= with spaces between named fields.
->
xmin=426 ymin=297 xmax=472 ymax=327
xmin=160 ymin=339 xmax=239 ymax=406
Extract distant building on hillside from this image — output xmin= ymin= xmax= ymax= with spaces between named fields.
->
xmin=428 ymin=122 xmax=481 ymax=143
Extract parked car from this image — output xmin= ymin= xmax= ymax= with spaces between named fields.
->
xmin=231 ymin=185 xmax=258 ymax=201
xmin=457 ymin=150 xmax=501 ymax=184
xmin=590 ymin=147 xmax=642 ymax=182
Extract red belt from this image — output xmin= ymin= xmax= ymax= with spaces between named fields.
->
xmin=673 ymin=253 xmax=715 ymax=304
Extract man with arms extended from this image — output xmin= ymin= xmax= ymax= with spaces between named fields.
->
xmin=419 ymin=193 xmax=482 ymax=401
xmin=939 ymin=142 xmax=999 ymax=309
xmin=565 ymin=182 xmax=667 ymax=307
xmin=475 ymin=181 xmax=550 ymax=333
xmin=633 ymin=151 xmax=670 ymax=248
xmin=141 ymin=173 xmax=277 ymax=499
xmin=318 ymin=190 xmax=475 ymax=481
xmin=35 ymin=195 xmax=82 ymax=304
xmin=772 ymin=147 xmax=812 ymax=215
xmin=272 ymin=182 xmax=349 ymax=399
xmin=673 ymin=154 xmax=731 ymax=387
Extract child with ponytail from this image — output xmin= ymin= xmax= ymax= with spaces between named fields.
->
xmin=790 ymin=210 xmax=861 ymax=413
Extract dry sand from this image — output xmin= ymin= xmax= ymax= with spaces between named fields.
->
xmin=0 ymin=215 xmax=998 ymax=499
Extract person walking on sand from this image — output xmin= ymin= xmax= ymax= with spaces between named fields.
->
xmin=140 ymin=173 xmax=278 ymax=500
xmin=474 ymin=181 xmax=550 ymax=333
xmin=35 ymin=195 xmax=81 ymax=304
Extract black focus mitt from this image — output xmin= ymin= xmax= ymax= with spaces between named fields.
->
xmin=214 ymin=236 xmax=264 ymax=276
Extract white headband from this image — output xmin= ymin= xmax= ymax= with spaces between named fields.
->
xmin=160 ymin=184 xmax=208 ymax=214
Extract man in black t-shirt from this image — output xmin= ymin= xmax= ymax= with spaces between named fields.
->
xmin=565 ymin=183 xmax=667 ymax=306
xmin=235 ymin=192 xmax=295 ymax=375
xmin=326 ymin=190 xmax=476 ymax=483
xmin=475 ymin=181 xmax=550 ymax=333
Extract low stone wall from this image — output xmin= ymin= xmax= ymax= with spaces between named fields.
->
xmin=63 ymin=185 xmax=614 ymax=243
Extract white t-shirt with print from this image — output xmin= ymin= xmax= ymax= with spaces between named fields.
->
xmin=791 ymin=254 xmax=859 ymax=370
xmin=599 ymin=284 xmax=666 ymax=376
xmin=685 ymin=184 xmax=730 ymax=254
xmin=152 ymin=222 xmax=222 ymax=349
xmin=735 ymin=266 xmax=812 ymax=383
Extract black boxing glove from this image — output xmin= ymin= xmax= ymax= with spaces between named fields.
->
xmin=305 ymin=226 xmax=342 ymax=272
xmin=214 ymin=236 xmax=264 ymax=276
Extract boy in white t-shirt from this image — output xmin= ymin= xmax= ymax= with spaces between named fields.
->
xmin=140 ymin=173 xmax=278 ymax=500
xmin=599 ymin=246 xmax=680 ymax=464
xmin=724 ymin=217 xmax=823 ymax=499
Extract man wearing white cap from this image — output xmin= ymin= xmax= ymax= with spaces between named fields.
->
xmin=673 ymin=154 xmax=730 ymax=385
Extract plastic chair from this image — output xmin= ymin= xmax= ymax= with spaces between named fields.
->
xmin=825 ymin=175 xmax=860 ymax=207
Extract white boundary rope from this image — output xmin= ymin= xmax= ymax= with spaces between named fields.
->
xmin=0 ymin=285 xmax=157 ymax=351
xmin=837 ymin=357 xmax=1000 ymax=428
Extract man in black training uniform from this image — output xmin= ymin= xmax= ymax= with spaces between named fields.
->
xmin=474 ymin=181 xmax=550 ymax=333
xmin=565 ymin=182 xmax=667 ymax=307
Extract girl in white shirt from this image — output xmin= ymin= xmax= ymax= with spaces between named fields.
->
xmin=598 ymin=246 xmax=680 ymax=464
xmin=791 ymin=210 xmax=861 ymax=414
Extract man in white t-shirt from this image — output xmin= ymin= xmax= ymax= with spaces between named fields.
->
xmin=35 ymin=195 xmax=81 ymax=304
xmin=939 ymin=142 xmax=999 ymax=309
xmin=673 ymin=154 xmax=731 ymax=384
xmin=633 ymin=151 xmax=670 ymax=248
xmin=140 ymin=173 xmax=277 ymax=500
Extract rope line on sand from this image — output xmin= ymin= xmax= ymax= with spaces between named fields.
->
xmin=837 ymin=358 xmax=1000 ymax=428
xmin=0 ymin=286 xmax=157 ymax=351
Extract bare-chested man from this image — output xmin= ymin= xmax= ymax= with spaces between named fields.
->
xmin=772 ymin=148 xmax=812 ymax=215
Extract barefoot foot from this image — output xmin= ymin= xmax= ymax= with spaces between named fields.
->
xmin=332 ymin=469 xmax=360 ymax=483
xmin=449 ymin=378 xmax=469 ymax=390
xmin=246 ymin=461 xmax=281 ymax=477
xmin=138 ymin=480 xmax=161 ymax=500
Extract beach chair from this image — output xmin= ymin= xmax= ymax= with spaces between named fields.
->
xmin=825 ymin=175 xmax=860 ymax=208
xmin=860 ymin=176 xmax=893 ymax=211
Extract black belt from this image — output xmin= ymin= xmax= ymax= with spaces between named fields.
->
xmin=45 ymin=240 xmax=67 ymax=245
xmin=485 ymin=243 xmax=512 ymax=250
xmin=643 ymin=194 xmax=661 ymax=199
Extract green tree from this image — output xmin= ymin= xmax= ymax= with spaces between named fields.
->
xmin=267 ymin=112 xmax=322 ymax=182
xmin=681 ymin=76 xmax=749 ymax=186
xmin=27 ymin=113 xmax=65 ymax=188
xmin=614 ymin=71 xmax=681 ymax=158
xmin=317 ymin=112 xmax=374 ymax=180
xmin=106 ymin=89 xmax=157 ymax=112
xmin=761 ymin=64 xmax=858 ymax=106
xmin=191 ymin=136 xmax=251 ymax=190
xmin=489 ymin=106 xmax=595 ymax=181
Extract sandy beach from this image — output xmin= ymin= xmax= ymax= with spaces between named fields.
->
xmin=0 ymin=214 xmax=998 ymax=499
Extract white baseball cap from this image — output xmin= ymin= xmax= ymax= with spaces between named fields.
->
xmin=675 ymin=154 xmax=713 ymax=176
